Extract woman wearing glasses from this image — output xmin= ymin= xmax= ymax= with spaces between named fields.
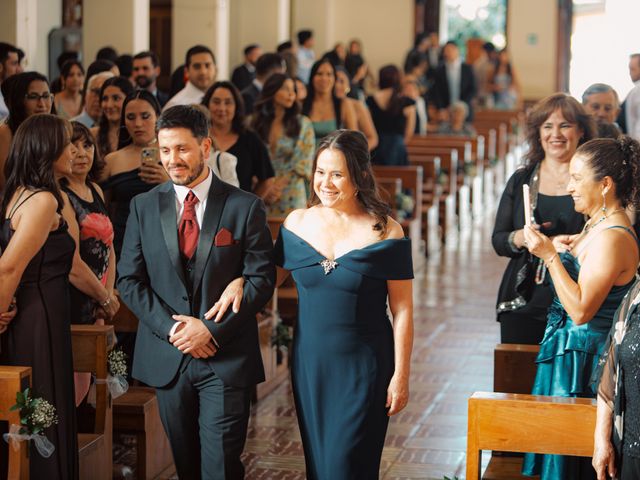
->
xmin=0 ymin=71 xmax=55 ymax=190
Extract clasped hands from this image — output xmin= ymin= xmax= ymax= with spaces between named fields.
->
xmin=169 ymin=277 xmax=245 ymax=359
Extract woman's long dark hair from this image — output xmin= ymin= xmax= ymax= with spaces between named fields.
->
xmin=4 ymin=72 xmax=53 ymax=134
xmin=1 ymin=114 xmax=68 ymax=218
xmin=201 ymin=81 xmax=246 ymax=134
xmin=378 ymin=65 xmax=403 ymax=115
xmin=309 ymin=129 xmax=391 ymax=236
xmin=116 ymin=89 xmax=161 ymax=150
xmin=96 ymin=76 xmax=134 ymax=157
xmin=302 ymin=58 xmax=342 ymax=127
xmin=70 ymin=121 xmax=105 ymax=182
xmin=251 ymin=73 xmax=301 ymax=144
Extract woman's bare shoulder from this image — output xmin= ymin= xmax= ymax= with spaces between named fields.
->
xmin=384 ymin=216 xmax=405 ymax=240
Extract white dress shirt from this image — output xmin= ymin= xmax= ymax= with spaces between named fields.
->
xmin=626 ymin=80 xmax=640 ymax=141
xmin=446 ymin=59 xmax=462 ymax=105
xmin=163 ymin=81 xmax=206 ymax=111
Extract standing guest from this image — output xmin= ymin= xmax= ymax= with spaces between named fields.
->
xmin=281 ymin=50 xmax=299 ymax=79
xmin=302 ymin=58 xmax=357 ymax=146
xmin=345 ymin=39 xmax=369 ymax=101
xmin=117 ymin=104 xmax=275 ymax=479
xmin=277 ymin=41 xmax=294 ymax=55
xmin=367 ymin=65 xmax=416 ymax=166
xmin=426 ymin=31 xmax=442 ymax=73
xmin=0 ymin=42 xmax=20 ymax=121
xmin=437 ymin=101 xmax=476 ymax=136
xmin=0 ymin=114 xmax=79 ymax=479
xmin=132 ymin=50 xmax=169 ymax=107
xmin=582 ymin=83 xmax=620 ymax=126
xmin=72 ymin=62 xmax=116 ymax=128
xmin=251 ymin=73 xmax=315 ymax=216
xmin=275 ymin=129 xmax=413 ymax=479
xmin=488 ymin=48 xmax=521 ymax=110
xmin=522 ymin=136 xmax=640 ymax=479
xmin=0 ymin=72 xmax=55 ymax=190
xmin=322 ymin=43 xmax=347 ymax=68
xmin=403 ymin=78 xmax=428 ymax=135
xmin=96 ymin=46 xmax=118 ymax=64
xmin=91 ymin=76 xmax=135 ymax=158
xmin=240 ymin=53 xmax=284 ymax=115
xmin=621 ymin=53 xmax=640 ymax=137
xmin=116 ymin=54 xmax=134 ymax=85
xmin=473 ymin=42 xmax=496 ymax=108
xmin=492 ymin=93 xmax=596 ymax=345
xmin=296 ymin=29 xmax=315 ymax=84
xmin=432 ymin=40 xmax=477 ymax=121
xmin=54 ymin=60 xmax=85 ymax=119
xmin=231 ymin=44 xmax=262 ymax=92
xmin=164 ymin=45 xmax=217 ymax=110
xmin=100 ymin=90 xmax=167 ymax=258
xmin=294 ymin=77 xmax=307 ymax=106
xmin=334 ymin=66 xmax=378 ymax=150
xmin=403 ymin=50 xmax=429 ymax=97
xmin=403 ymin=33 xmax=430 ymax=82
xmin=203 ymin=81 xmax=275 ymax=199
xmin=50 ymin=51 xmax=79 ymax=94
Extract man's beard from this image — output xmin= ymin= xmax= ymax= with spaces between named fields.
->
xmin=171 ymin=153 xmax=206 ymax=186
xmin=135 ymin=75 xmax=153 ymax=89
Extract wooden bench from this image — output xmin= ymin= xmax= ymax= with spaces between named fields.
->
xmin=112 ymin=386 xmax=174 ymax=479
xmin=467 ymin=391 xmax=596 ymax=480
xmin=0 ymin=365 xmax=31 ymax=480
xmin=376 ymin=176 xmax=402 ymax=219
xmin=71 ymin=324 xmax=116 ymax=480
xmin=493 ymin=343 xmax=539 ymax=395
xmin=372 ymin=165 xmax=424 ymax=262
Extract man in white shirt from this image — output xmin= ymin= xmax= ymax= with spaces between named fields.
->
xmin=624 ymin=54 xmax=640 ymax=140
xmin=0 ymin=42 xmax=20 ymax=122
xmin=118 ymin=104 xmax=274 ymax=479
xmin=296 ymin=30 xmax=315 ymax=84
xmin=164 ymin=45 xmax=217 ymax=111
xmin=581 ymin=83 xmax=620 ymax=125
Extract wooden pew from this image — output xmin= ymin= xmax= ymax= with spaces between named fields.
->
xmin=0 ymin=366 xmax=31 ymax=480
xmin=493 ymin=344 xmax=539 ymax=394
xmin=372 ymin=165 xmax=424 ymax=261
xmin=467 ymin=391 xmax=596 ymax=480
xmin=376 ymin=177 xmax=402 ymax=219
xmin=71 ymin=324 xmax=116 ymax=480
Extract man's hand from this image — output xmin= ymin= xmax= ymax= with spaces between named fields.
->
xmin=204 ymin=277 xmax=245 ymax=323
xmin=170 ymin=315 xmax=216 ymax=357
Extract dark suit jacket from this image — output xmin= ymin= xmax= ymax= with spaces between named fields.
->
xmin=117 ymin=175 xmax=275 ymax=389
xmin=241 ymin=83 xmax=260 ymax=115
xmin=431 ymin=62 xmax=477 ymax=119
xmin=231 ymin=64 xmax=255 ymax=92
xmin=155 ymin=89 xmax=170 ymax=108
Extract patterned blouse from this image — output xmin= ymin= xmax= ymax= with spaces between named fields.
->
xmin=267 ymin=115 xmax=315 ymax=217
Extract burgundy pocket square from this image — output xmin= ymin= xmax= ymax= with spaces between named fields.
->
xmin=214 ymin=228 xmax=237 ymax=246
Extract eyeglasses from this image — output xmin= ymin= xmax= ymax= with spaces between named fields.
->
xmin=25 ymin=92 xmax=53 ymax=102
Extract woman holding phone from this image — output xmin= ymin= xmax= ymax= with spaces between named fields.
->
xmin=100 ymin=90 xmax=167 ymax=258
xmin=492 ymin=93 xmax=596 ymax=345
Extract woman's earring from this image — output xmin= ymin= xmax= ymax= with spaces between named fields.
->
xmin=601 ymin=190 xmax=607 ymax=215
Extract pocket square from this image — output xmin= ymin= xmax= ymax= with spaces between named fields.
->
xmin=215 ymin=228 xmax=237 ymax=246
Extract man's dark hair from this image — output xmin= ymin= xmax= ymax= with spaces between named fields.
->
xmin=57 ymin=51 xmax=79 ymax=70
xmin=185 ymin=45 xmax=216 ymax=67
xmin=116 ymin=54 xmax=133 ymax=78
xmin=133 ymin=50 xmax=160 ymax=68
xmin=256 ymin=53 xmax=283 ymax=78
xmin=157 ymin=104 xmax=209 ymax=141
xmin=244 ymin=44 xmax=260 ymax=57
xmin=297 ymin=30 xmax=313 ymax=46
xmin=445 ymin=40 xmax=459 ymax=49
xmin=16 ymin=48 xmax=24 ymax=63
xmin=277 ymin=41 xmax=293 ymax=53
xmin=0 ymin=42 xmax=18 ymax=65
xmin=96 ymin=46 xmax=118 ymax=63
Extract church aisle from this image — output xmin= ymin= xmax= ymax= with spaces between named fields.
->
xmin=242 ymin=225 xmax=507 ymax=479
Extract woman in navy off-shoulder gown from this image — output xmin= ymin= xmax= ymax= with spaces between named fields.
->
xmin=275 ymin=130 xmax=414 ymax=479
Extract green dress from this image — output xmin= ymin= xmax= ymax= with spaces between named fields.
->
xmin=522 ymin=226 xmax=637 ymax=479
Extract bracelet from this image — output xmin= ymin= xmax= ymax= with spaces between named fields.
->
xmin=544 ymin=253 xmax=558 ymax=268
xmin=508 ymin=231 xmax=523 ymax=253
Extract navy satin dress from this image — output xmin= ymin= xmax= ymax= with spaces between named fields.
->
xmin=275 ymin=226 xmax=413 ymax=479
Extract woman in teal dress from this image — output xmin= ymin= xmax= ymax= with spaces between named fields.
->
xmin=275 ymin=130 xmax=414 ymax=479
xmin=251 ymin=73 xmax=315 ymax=216
xmin=522 ymin=136 xmax=640 ymax=479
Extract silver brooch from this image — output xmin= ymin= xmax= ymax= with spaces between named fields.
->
xmin=320 ymin=259 xmax=338 ymax=275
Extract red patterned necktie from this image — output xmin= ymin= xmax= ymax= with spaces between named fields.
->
xmin=178 ymin=191 xmax=199 ymax=259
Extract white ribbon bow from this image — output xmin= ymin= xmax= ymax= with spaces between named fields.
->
xmin=2 ymin=423 xmax=55 ymax=458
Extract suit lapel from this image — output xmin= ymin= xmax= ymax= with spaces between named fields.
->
xmin=159 ymin=186 xmax=188 ymax=288
xmin=192 ymin=175 xmax=229 ymax=293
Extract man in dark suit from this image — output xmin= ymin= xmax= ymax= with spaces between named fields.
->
xmin=117 ymin=105 xmax=275 ymax=479
xmin=132 ymin=50 xmax=169 ymax=107
xmin=230 ymin=44 xmax=261 ymax=92
xmin=240 ymin=52 xmax=285 ymax=114
xmin=431 ymin=41 xmax=477 ymax=121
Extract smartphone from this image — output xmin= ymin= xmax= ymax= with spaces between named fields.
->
xmin=141 ymin=147 xmax=160 ymax=166
xmin=523 ymin=184 xmax=532 ymax=226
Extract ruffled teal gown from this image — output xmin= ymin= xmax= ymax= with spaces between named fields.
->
xmin=522 ymin=250 xmax=635 ymax=479
xmin=275 ymin=226 xmax=413 ymax=480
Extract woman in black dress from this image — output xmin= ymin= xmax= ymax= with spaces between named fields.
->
xmin=493 ymin=93 xmax=596 ymax=344
xmin=0 ymin=113 xmax=79 ymax=479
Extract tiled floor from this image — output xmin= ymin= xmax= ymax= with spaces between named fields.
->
xmin=241 ymin=226 xmax=507 ymax=479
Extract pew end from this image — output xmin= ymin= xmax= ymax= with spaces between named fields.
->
xmin=0 ymin=366 xmax=31 ymax=480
